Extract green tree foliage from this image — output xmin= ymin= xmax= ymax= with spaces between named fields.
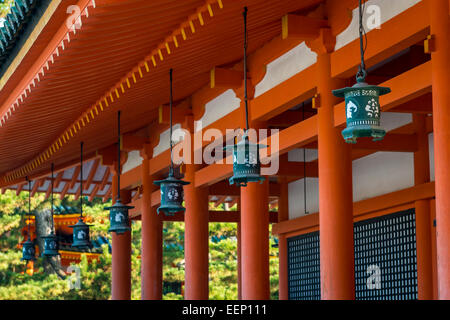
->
xmin=0 ymin=190 xmax=279 ymax=299
xmin=0 ymin=0 xmax=14 ymax=18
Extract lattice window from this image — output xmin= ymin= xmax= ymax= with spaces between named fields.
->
xmin=354 ymin=209 xmax=418 ymax=300
xmin=287 ymin=231 xmax=320 ymax=300
xmin=286 ymin=209 xmax=418 ymax=300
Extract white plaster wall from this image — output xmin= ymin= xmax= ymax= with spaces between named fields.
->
xmin=288 ymin=148 xmax=318 ymax=162
xmin=429 ymin=132 xmax=435 ymax=182
xmin=287 ymin=152 xmax=415 ymax=217
xmin=254 ymin=42 xmax=317 ymax=98
xmin=153 ymin=123 xmax=184 ymax=157
xmin=288 ymin=178 xmax=319 ymax=219
xmin=122 ymin=150 xmax=143 ymax=174
xmin=352 ymin=151 xmax=414 ymax=202
xmin=335 ymin=0 xmax=422 ymax=51
xmin=195 ymin=89 xmax=241 ymax=132
xmin=381 ymin=112 xmax=412 ymax=131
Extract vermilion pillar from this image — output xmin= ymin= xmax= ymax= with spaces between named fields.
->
xmin=413 ymin=114 xmax=433 ymax=299
xmin=184 ymin=163 xmax=209 ymax=299
xmin=140 ymin=147 xmax=163 ymax=300
xmin=430 ymin=0 xmax=450 ymax=299
xmin=240 ymin=179 xmax=270 ymax=299
xmin=111 ymin=170 xmax=132 ymax=300
xmin=237 ymin=199 xmax=242 ymax=300
xmin=278 ymin=177 xmax=289 ymax=300
xmin=317 ymin=50 xmax=355 ymax=300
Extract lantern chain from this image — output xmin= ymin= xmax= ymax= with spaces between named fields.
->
xmin=357 ymin=0 xmax=368 ymax=83
xmin=51 ymin=163 xmax=55 ymax=231
xmin=302 ymin=104 xmax=308 ymax=215
xmin=169 ymin=69 xmax=174 ymax=176
xmin=243 ymin=6 xmax=249 ymax=132
xmin=117 ymin=111 xmax=121 ymax=200
xmin=27 ymin=177 xmax=31 ymax=240
xmin=80 ymin=141 xmax=84 ymax=218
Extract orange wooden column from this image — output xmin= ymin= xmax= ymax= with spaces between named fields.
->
xmin=240 ymin=179 xmax=270 ymax=300
xmin=413 ymin=114 xmax=433 ymax=299
xmin=430 ymin=0 xmax=450 ymax=300
xmin=315 ymin=36 xmax=355 ymax=300
xmin=184 ymin=162 xmax=210 ymax=300
xmin=140 ymin=146 xmax=163 ymax=300
xmin=278 ymin=177 xmax=289 ymax=300
xmin=111 ymin=170 xmax=132 ymax=300
xmin=237 ymin=199 xmax=242 ymax=300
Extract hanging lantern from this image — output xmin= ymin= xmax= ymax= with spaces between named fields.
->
xmin=333 ymin=77 xmax=390 ymax=143
xmin=106 ymin=111 xmax=134 ymax=234
xmin=42 ymin=163 xmax=60 ymax=257
xmin=69 ymin=218 xmax=92 ymax=248
xmin=70 ymin=142 xmax=92 ymax=248
xmin=105 ymin=199 xmax=133 ymax=234
xmin=332 ymin=0 xmax=391 ymax=144
xmin=154 ymin=171 xmax=190 ymax=216
xmin=225 ymin=131 xmax=266 ymax=187
xmin=21 ymin=238 xmax=36 ymax=261
xmin=226 ymin=7 xmax=265 ymax=187
xmin=154 ymin=69 xmax=190 ymax=216
xmin=21 ymin=178 xmax=36 ymax=261
xmin=42 ymin=232 xmax=59 ymax=257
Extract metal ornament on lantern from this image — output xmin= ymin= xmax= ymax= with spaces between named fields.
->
xmin=225 ymin=7 xmax=266 ymax=187
xmin=332 ymin=0 xmax=391 ymax=144
xmin=21 ymin=178 xmax=36 ymax=261
xmin=105 ymin=111 xmax=134 ymax=234
xmin=42 ymin=163 xmax=59 ymax=257
xmin=154 ymin=69 xmax=190 ymax=216
xmin=69 ymin=142 xmax=92 ymax=248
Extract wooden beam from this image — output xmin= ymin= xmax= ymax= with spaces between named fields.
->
xmin=331 ymin=0 xmax=429 ymax=78
xmin=268 ymin=110 xmax=315 ymax=128
xmin=276 ymin=161 xmax=318 ymax=178
xmin=210 ymin=67 xmax=243 ymax=89
xmin=69 ymin=166 xmax=81 ymax=190
xmin=16 ymin=183 xmax=24 ymax=196
xmin=30 ymin=180 xmax=40 ymax=197
xmin=97 ymin=145 xmax=117 ymax=167
xmin=121 ymin=134 xmax=147 ymax=151
xmin=273 ymin=182 xmax=435 ymax=235
xmin=60 ymin=182 xmax=70 ymax=200
xmin=158 ymin=104 xmax=191 ymax=125
xmin=54 ymin=172 xmax=64 ymax=189
xmin=334 ymin=61 xmax=432 ymax=127
xmin=352 ymin=133 xmax=418 ymax=152
xmin=44 ymin=183 xmax=52 ymax=201
xmin=88 ymin=184 xmax=100 ymax=202
xmin=85 ymin=159 xmax=100 ymax=190
xmin=214 ymin=196 xmax=228 ymax=208
xmin=282 ymin=14 xmax=328 ymax=40
xmin=250 ymin=66 xmax=317 ymax=122
xmin=99 ymin=167 xmax=111 ymax=192
xmin=102 ymin=186 xmax=112 ymax=203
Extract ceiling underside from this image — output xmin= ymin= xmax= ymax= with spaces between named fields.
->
xmin=0 ymin=0 xmax=324 ymax=184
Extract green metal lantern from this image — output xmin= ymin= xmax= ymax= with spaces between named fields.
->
xmin=154 ymin=172 xmax=190 ymax=216
xmin=105 ymin=199 xmax=133 ymax=234
xmin=69 ymin=218 xmax=91 ymax=248
xmin=21 ymin=178 xmax=36 ymax=261
xmin=333 ymin=81 xmax=391 ymax=143
xmin=21 ymin=238 xmax=36 ymax=261
xmin=225 ymin=131 xmax=266 ymax=187
xmin=225 ymin=9 xmax=266 ymax=187
xmin=42 ymin=232 xmax=59 ymax=257
xmin=333 ymin=0 xmax=392 ymax=144
xmin=42 ymin=163 xmax=59 ymax=257
xmin=154 ymin=69 xmax=190 ymax=216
